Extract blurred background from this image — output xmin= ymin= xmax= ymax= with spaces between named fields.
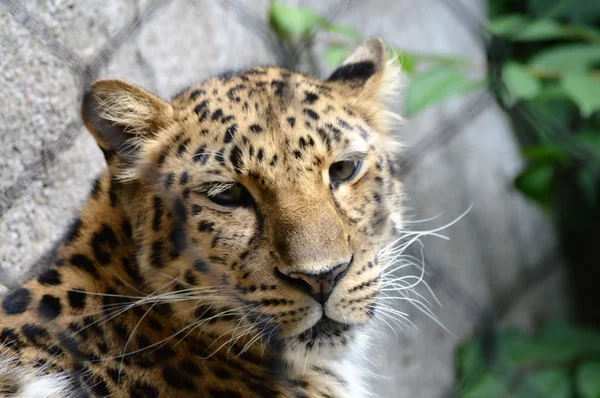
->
xmin=1 ymin=0 xmax=599 ymax=397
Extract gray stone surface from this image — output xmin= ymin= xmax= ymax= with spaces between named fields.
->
xmin=0 ymin=1 xmax=568 ymax=397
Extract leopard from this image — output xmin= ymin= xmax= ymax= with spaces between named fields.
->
xmin=0 ymin=37 xmax=405 ymax=398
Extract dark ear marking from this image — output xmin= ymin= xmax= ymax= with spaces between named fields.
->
xmin=81 ymin=89 xmax=128 ymax=154
xmin=327 ymin=61 xmax=376 ymax=82
xmin=326 ymin=37 xmax=387 ymax=86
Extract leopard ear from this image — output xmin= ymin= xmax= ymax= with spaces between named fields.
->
xmin=82 ymin=79 xmax=173 ymax=162
xmin=327 ymin=38 xmax=401 ymax=132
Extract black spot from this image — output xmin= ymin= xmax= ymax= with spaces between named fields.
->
xmin=91 ymin=224 xmax=118 ymax=265
xmin=229 ymin=146 xmax=243 ymax=172
xmin=181 ymin=359 xmax=202 ymax=375
xmin=90 ymin=376 xmax=110 ymax=397
xmin=162 ymin=365 xmax=196 ymax=391
xmin=294 ymin=150 xmax=302 ymax=159
xmin=249 ymin=124 xmax=263 ymax=134
xmin=209 ymin=389 xmax=242 ymax=398
xmin=224 ymin=123 xmax=238 ymax=143
xmin=68 ymin=289 xmax=87 ymax=310
xmin=317 ymin=128 xmax=332 ymax=150
xmin=0 ymin=328 xmax=22 ymax=350
xmin=198 ymin=221 xmax=214 ymax=232
xmin=185 ymin=270 xmax=198 ymax=285
xmin=123 ymin=257 xmax=143 ymax=285
xmin=21 ymin=324 xmax=50 ymax=345
xmin=194 ymin=259 xmax=208 ymax=272
xmin=3 ymin=288 xmax=32 ymax=315
xmin=303 ymin=91 xmax=319 ymax=104
xmin=174 ymin=198 xmax=187 ymax=223
xmin=107 ymin=368 xmax=121 ymax=384
xmin=257 ymin=148 xmax=264 ymax=162
xmin=38 ymin=269 xmax=61 ymax=285
xmin=338 ymin=118 xmax=353 ymax=130
xmin=112 ymin=322 xmax=129 ymax=341
xmin=109 ymin=176 xmax=118 ymax=207
xmin=193 ymin=145 xmax=208 ymax=164
xmin=122 ymin=219 xmax=133 ymax=240
xmin=170 ymin=227 xmax=186 ymax=253
xmin=90 ymin=177 xmax=102 ymax=198
xmin=215 ymin=148 xmax=226 ymax=164
xmin=270 ymin=155 xmax=278 ymax=167
xmin=212 ymin=366 xmax=232 ymax=379
xmin=38 ymin=294 xmax=61 ymax=320
xmin=137 ymin=334 xmax=151 ymax=350
xmin=179 ymin=171 xmax=190 ymax=185
xmin=299 ymin=137 xmax=307 ymax=149
xmin=130 ymin=381 xmax=159 ymax=398
xmin=64 ymin=218 xmax=83 ymax=243
xmin=152 ymin=196 xmax=164 ymax=231
xmin=151 ymin=240 xmax=165 ymax=268
xmin=58 ymin=332 xmax=84 ymax=358
xmin=303 ymin=109 xmax=319 ymax=120
xmin=165 ymin=172 xmax=175 ymax=189
xmin=194 ymin=99 xmax=210 ymax=115
xmin=287 ymin=117 xmax=296 ymax=128
xmin=154 ymin=342 xmax=176 ymax=360
xmin=157 ymin=147 xmax=168 ymax=165
xmin=226 ymin=84 xmax=245 ymax=102
xmin=70 ymin=254 xmax=99 ymax=278
xmin=327 ymin=61 xmax=376 ymax=82
xmin=177 ymin=138 xmax=191 ymax=157
xmin=211 ymin=109 xmax=224 ymax=122
xmin=190 ymin=89 xmax=206 ymax=100
xmin=148 ymin=318 xmax=163 ymax=331
xmin=192 ymin=204 xmax=202 ymax=216
xmin=270 ymin=80 xmax=286 ymax=96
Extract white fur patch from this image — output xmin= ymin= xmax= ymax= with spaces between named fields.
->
xmin=0 ymin=352 xmax=74 ymax=398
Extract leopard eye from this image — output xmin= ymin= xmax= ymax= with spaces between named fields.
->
xmin=329 ymin=160 xmax=362 ymax=184
xmin=207 ymin=184 xmax=253 ymax=207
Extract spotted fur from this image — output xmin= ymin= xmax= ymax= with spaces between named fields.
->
xmin=0 ymin=38 xmax=403 ymax=397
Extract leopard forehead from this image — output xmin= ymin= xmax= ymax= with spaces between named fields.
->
xmin=143 ymin=66 xmax=384 ymax=187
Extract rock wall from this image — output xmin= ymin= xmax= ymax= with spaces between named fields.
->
xmin=0 ymin=1 xmax=568 ymax=396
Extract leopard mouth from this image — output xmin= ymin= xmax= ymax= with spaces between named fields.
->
xmin=296 ymin=316 xmax=351 ymax=342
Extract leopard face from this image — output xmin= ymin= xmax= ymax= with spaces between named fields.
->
xmin=82 ymin=38 xmax=403 ymax=365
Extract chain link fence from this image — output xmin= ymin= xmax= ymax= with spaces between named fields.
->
xmin=0 ymin=0 xmax=570 ymax=396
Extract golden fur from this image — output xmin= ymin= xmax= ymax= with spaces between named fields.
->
xmin=0 ymin=38 xmax=404 ymax=397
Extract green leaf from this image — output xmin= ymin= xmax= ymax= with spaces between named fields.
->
xmin=269 ymin=3 xmax=325 ymax=40
xmin=269 ymin=3 xmax=360 ymax=42
xmin=530 ymin=44 xmax=600 ymax=73
xmin=522 ymin=145 xmax=570 ymax=163
xmin=515 ymin=19 xmax=565 ymax=41
xmin=461 ymin=372 xmax=508 ymax=398
xmin=502 ymin=62 xmax=541 ymax=103
xmin=515 ymin=369 xmax=570 ymax=398
xmin=488 ymin=14 xmax=528 ymax=36
xmin=514 ymin=163 xmax=555 ymax=208
xmin=577 ymin=361 xmax=600 ymax=398
xmin=395 ymin=52 xmax=418 ymax=74
xmin=325 ymin=44 xmax=349 ymax=67
xmin=576 ymin=129 xmax=600 ymax=158
xmin=404 ymin=68 xmax=484 ymax=116
xmin=561 ymin=72 xmax=600 ymax=117
xmin=498 ymin=328 xmax=585 ymax=365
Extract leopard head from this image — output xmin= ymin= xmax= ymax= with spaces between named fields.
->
xmin=82 ymin=38 xmax=403 ymax=364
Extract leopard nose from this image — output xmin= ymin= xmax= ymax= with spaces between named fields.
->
xmin=277 ymin=261 xmax=350 ymax=305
